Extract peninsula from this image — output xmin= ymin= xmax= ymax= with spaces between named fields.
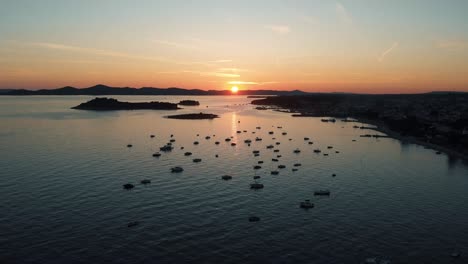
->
xmin=72 ymin=97 xmax=179 ymax=111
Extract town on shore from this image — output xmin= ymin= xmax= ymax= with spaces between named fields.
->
xmin=252 ymin=93 xmax=468 ymax=160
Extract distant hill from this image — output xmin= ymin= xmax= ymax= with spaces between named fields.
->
xmin=2 ymin=84 xmax=309 ymax=96
xmin=0 ymin=89 xmax=14 ymax=94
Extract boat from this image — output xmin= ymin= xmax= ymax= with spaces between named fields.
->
xmin=293 ymin=149 xmax=301 ymax=153
xmin=253 ymin=175 xmax=261 ymax=179
xmin=184 ymin=152 xmax=192 ymax=156
xmin=313 ymin=149 xmax=321 ymax=153
xmin=171 ymin=166 xmax=184 ymax=173
xmin=250 ymin=182 xmax=264 ymax=189
xmin=300 ymin=199 xmax=314 ymax=208
xmin=170 ymin=139 xmax=176 ymax=142
xmin=231 ymin=143 xmax=237 ymax=146
xmin=152 ymin=152 xmax=161 ymax=157
xmin=244 ymin=139 xmax=252 ymax=143
xmin=258 ymin=161 xmax=264 ymax=164
xmin=255 ymin=137 xmax=262 ymax=141
xmin=282 ymin=132 xmax=287 ymax=135
xmin=127 ymin=144 xmax=133 ymax=148
xmin=248 ymin=216 xmax=260 ymax=222
xmin=123 ymin=183 xmax=134 ymax=190
xmin=308 ymin=142 xmax=313 ymax=145
xmin=150 ymin=135 xmax=155 ymax=138
xmin=292 ymin=168 xmax=298 ymax=172
xmin=278 ymin=165 xmax=286 ymax=169
xmin=314 ymin=190 xmax=330 ymax=196
xmin=272 ymin=158 xmax=279 ymax=162
xmin=271 ymin=170 xmax=279 ymax=175
xmin=276 ymin=142 xmax=280 ymax=145
xmin=225 ymin=138 xmax=231 ymax=142
xmin=140 ymin=179 xmax=151 ymax=184
xmin=253 ymin=165 xmax=262 ymax=170
xmin=304 ymin=137 xmax=310 ymax=141
xmin=193 ymin=141 xmax=199 ymax=145
xmin=160 ymin=145 xmax=173 ymax=152
xmin=205 ymin=136 xmax=211 ymax=139
xmin=193 ymin=158 xmax=202 ymax=163
xmin=274 ymin=149 xmax=280 ymax=153
xmin=294 ymin=163 xmax=301 ymax=167
xmin=215 ymin=141 xmax=220 ymax=145
xmin=327 ymin=146 xmax=333 ymax=149
xmin=221 ymin=175 xmax=232 ymax=180
xmin=266 ymin=145 xmax=274 ymax=149
xmin=268 ymin=131 xmax=274 ymax=134
xmin=252 ymin=150 xmax=260 ymax=154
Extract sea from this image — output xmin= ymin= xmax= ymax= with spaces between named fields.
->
xmin=1 ymin=95 xmax=468 ymax=264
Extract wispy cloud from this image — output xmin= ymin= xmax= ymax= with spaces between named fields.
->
xmin=203 ymin=72 xmax=240 ymax=78
xmin=31 ymin=42 xmax=182 ymax=64
xmin=378 ymin=42 xmax=399 ymax=62
xmin=301 ymin=15 xmax=318 ymax=25
xmin=265 ymin=25 xmax=290 ymax=34
xmin=436 ymin=40 xmax=467 ymax=50
xmin=158 ymin=70 xmax=240 ymax=78
xmin=218 ymin=68 xmax=249 ymax=73
xmin=152 ymin=39 xmax=198 ymax=50
xmin=336 ymin=3 xmax=353 ymax=25
xmin=29 ymin=41 xmax=229 ymax=66
xmin=228 ymin=81 xmax=278 ymax=85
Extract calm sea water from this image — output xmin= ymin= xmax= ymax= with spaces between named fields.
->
xmin=1 ymin=96 xmax=468 ymax=264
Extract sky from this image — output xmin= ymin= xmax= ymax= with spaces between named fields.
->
xmin=1 ymin=0 xmax=468 ymax=93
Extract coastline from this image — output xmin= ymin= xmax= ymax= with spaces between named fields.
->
xmin=355 ymin=117 xmax=468 ymax=162
xmin=284 ymin=112 xmax=468 ymax=162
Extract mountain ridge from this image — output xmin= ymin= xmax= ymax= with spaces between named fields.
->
xmin=2 ymin=84 xmax=309 ymax=96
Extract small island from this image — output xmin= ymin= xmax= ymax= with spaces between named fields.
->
xmin=178 ymin=100 xmax=200 ymax=106
xmin=72 ymin=97 xmax=180 ymax=110
xmin=165 ymin=112 xmax=219 ymax=119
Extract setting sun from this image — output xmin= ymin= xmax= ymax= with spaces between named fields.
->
xmin=231 ymin=86 xmax=239 ymax=93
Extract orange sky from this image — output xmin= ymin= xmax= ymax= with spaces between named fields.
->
xmin=1 ymin=1 xmax=467 ymax=93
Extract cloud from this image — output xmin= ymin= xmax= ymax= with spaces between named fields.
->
xmin=203 ymin=72 xmax=240 ymax=78
xmin=170 ymin=70 xmax=240 ymax=78
xmin=218 ymin=68 xmax=249 ymax=72
xmin=436 ymin=40 xmax=467 ymax=50
xmin=336 ymin=3 xmax=353 ymax=25
xmin=29 ymin=41 xmax=229 ymax=66
xmin=228 ymin=81 xmax=278 ymax=85
xmin=378 ymin=42 xmax=399 ymax=62
xmin=31 ymin=42 xmax=183 ymax=64
xmin=265 ymin=25 xmax=290 ymax=34
xmin=301 ymin=15 xmax=318 ymax=25
xmin=152 ymin=39 xmax=198 ymax=50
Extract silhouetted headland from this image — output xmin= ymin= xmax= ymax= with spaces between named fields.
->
xmin=72 ymin=97 xmax=179 ymax=111
xmin=165 ymin=113 xmax=219 ymax=119
xmin=252 ymin=93 xmax=468 ymax=160
xmin=178 ymin=100 xmax=200 ymax=106
xmin=2 ymin=84 xmax=307 ymax=96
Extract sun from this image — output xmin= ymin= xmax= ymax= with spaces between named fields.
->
xmin=231 ymin=86 xmax=239 ymax=93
